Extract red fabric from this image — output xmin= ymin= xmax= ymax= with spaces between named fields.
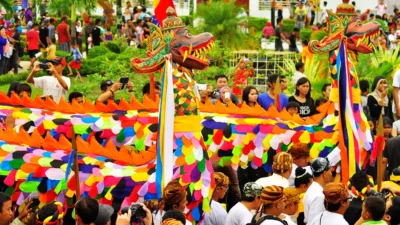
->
xmin=154 ymin=0 xmax=176 ymax=24
xmin=262 ymin=25 xmax=275 ymax=39
xmin=232 ymin=68 xmax=253 ymax=96
xmin=26 ymin=29 xmax=39 ymax=50
xmin=56 ymin=22 xmax=70 ymax=43
xmin=68 ymin=60 xmax=81 ymax=69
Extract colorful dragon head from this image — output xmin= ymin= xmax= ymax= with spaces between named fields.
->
xmin=131 ymin=7 xmax=215 ymax=73
xmin=309 ymin=0 xmax=380 ymax=54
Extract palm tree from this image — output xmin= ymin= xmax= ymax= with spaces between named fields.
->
xmin=0 ymin=0 xmax=14 ymax=18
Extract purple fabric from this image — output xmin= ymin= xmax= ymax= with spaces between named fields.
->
xmin=25 ymin=8 xmax=32 ymax=23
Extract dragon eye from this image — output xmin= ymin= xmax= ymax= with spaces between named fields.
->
xmin=187 ymin=33 xmax=192 ymax=37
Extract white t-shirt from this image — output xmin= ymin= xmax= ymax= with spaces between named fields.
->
xmin=376 ymin=4 xmax=387 ymax=17
xmin=203 ymin=200 xmax=227 ymax=225
xmin=33 ymin=76 xmax=70 ymax=103
xmin=256 ymin=173 xmax=289 ymax=188
xmin=288 ymin=164 xmax=312 ymax=187
xmin=393 ymin=120 xmax=400 ymax=136
xmin=259 ymin=217 xmax=286 ymax=225
xmin=154 ymin=211 xmax=192 ymax=225
xmin=389 ymin=34 xmax=397 ymax=50
xmin=281 ymin=214 xmax=296 ymax=225
xmin=308 ymin=211 xmax=349 ymax=225
xmin=292 ymin=71 xmax=307 ymax=86
xmin=303 ymin=182 xmax=325 ymax=223
xmin=225 ymin=202 xmax=253 ymax=225
xmin=392 ymin=69 xmax=400 ymax=113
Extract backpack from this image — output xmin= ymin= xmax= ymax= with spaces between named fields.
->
xmin=246 ymin=214 xmax=288 ymax=225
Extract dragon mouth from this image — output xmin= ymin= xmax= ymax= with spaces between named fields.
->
xmin=354 ymin=30 xmax=380 ymax=49
xmin=178 ymin=39 xmax=215 ymax=64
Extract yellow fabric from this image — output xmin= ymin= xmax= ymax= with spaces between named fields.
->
xmin=46 ymin=44 xmax=56 ymax=60
xmin=296 ymin=192 xmax=305 ymax=216
xmin=174 ymin=116 xmax=202 ymax=132
xmin=330 ymin=87 xmax=361 ymax=104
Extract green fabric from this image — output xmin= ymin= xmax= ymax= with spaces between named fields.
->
xmin=362 ymin=220 xmax=387 ymax=225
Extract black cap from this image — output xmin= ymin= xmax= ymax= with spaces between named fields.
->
xmin=100 ymin=80 xmax=114 ymax=91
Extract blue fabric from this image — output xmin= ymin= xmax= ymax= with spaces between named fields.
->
xmin=258 ymin=92 xmax=288 ymax=111
xmin=0 ymin=36 xmax=7 ymax=56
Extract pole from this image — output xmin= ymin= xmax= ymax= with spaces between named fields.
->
xmin=72 ymin=128 xmax=80 ymax=201
xmin=150 ymin=74 xmax=155 ymax=101
xmin=271 ymin=0 xmax=276 ymax=28
xmin=376 ymin=114 xmax=384 ymax=192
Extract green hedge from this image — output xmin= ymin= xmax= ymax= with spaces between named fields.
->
xmin=281 ymin=19 xmax=295 ymax=33
xmin=300 ymin=29 xmax=313 ymax=41
xmin=248 ymin=17 xmax=269 ymax=31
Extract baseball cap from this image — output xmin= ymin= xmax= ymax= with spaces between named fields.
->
xmin=94 ymin=204 xmax=114 ymax=225
xmin=100 ymin=80 xmax=114 ymax=91
xmin=50 ymin=56 xmax=66 ymax=66
xmin=243 ymin=182 xmax=263 ymax=198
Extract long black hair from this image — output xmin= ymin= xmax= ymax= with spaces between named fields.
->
xmin=295 ymin=77 xmax=311 ymax=99
xmin=242 ymin=86 xmax=258 ymax=105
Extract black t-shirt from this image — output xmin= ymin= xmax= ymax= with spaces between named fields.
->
xmin=344 ymin=198 xmax=363 ymax=225
xmin=91 ymin=27 xmax=101 ymax=46
xmin=39 ymin=26 xmax=49 ymax=48
xmin=383 ymin=136 xmax=400 ymax=177
xmin=288 ymin=96 xmax=316 ymax=118
xmin=275 ymin=26 xmax=282 ymax=43
xmin=289 ymin=33 xmax=296 ymax=48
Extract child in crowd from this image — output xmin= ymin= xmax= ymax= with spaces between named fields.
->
xmin=389 ymin=28 xmax=398 ymax=51
xmin=87 ymin=35 xmax=93 ymax=50
xmin=104 ymin=27 xmax=113 ymax=41
xmin=67 ymin=42 xmax=83 ymax=81
xmin=45 ymin=37 xmax=56 ymax=62
xmin=380 ymin=32 xmax=387 ymax=51
xmin=315 ymin=97 xmax=327 ymax=108
xmin=301 ymin=40 xmax=312 ymax=63
xmin=358 ymin=196 xmax=387 ymax=225
xmin=286 ymin=101 xmax=300 ymax=117
xmin=289 ymin=27 xmax=299 ymax=53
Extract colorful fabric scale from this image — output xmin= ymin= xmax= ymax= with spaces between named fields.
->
xmin=0 ymin=91 xmax=373 ymax=222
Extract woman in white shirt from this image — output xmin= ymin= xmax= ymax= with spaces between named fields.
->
xmin=288 ymin=143 xmax=312 ymax=187
xmin=154 ymin=180 xmax=192 ymax=225
xmin=203 ymin=172 xmax=229 ymax=225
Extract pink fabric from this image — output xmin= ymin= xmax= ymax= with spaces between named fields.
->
xmin=262 ymin=26 xmax=275 ymax=39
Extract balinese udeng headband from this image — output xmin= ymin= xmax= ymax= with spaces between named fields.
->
xmin=347 ymin=176 xmax=374 ymax=200
xmin=36 ymin=202 xmax=64 ymax=225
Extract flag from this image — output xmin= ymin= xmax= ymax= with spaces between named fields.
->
xmin=337 ymin=42 xmax=361 ymax=184
xmin=153 ymin=0 xmax=176 ymax=25
xmin=155 ymin=60 xmax=175 ymax=200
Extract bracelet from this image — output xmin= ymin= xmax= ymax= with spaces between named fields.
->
xmin=109 ymin=89 xmax=114 ymax=95
xmin=128 ymin=90 xmax=133 ymax=92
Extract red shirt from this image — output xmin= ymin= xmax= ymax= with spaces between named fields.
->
xmin=26 ymin=29 xmax=39 ymax=50
xmin=56 ymin=22 xmax=70 ymax=43
xmin=233 ymin=68 xmax=253 ymax=96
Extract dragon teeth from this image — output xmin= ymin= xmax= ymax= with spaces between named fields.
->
xmin=183 ymin=50 xmax=188 ymax=62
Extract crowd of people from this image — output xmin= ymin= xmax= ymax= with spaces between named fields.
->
xmin=262 ymin=0 xmax=400 ymax=52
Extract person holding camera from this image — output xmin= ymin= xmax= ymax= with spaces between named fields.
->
xmin=97 ymin=78 xmax=134 ymax=104
xmin=117 ymin=203 xmax=154 ymax=225
xmin=26 ymin=56 xmax=70 ymax=104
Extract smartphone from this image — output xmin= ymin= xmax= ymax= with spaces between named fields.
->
xmin=119 ymin=77 xmax=129 ymax=90
xmin=244 ymin=58 xmax=249 ymax=63
xmin=224 ymin=92 xmax=230 ymax=99
xmin=384 ymin=84 xmax=389 ymax=89
xmin=28 ymin=192 xmax=40 ymax=211
xmin=39 ymin=63 xmax=49 ymax=70
xmin=197 ymin=84 xmax=207 ymax=91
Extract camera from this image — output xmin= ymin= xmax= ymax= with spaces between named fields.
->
xmin=366 ymin=188 xmax=391 ymax=201
xmin=121 ymin=204 xmax=147 ymax=223
xmin=39 ymin=63 xmax=49 ymax=70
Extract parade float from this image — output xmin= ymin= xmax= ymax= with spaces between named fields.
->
xmin=0 ymin=0 xmax=382 ymax=223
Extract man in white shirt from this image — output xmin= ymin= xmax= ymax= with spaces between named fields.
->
xmin=257 ymin=185 xmax=287 ymax=225
xmin=320 ymin=1 xmax=328 ymax=23
xmin=303 ymin=157 xmax=332 ymax=224
xmin=291 ymin=62 xmax=306 ymax=86
xmin=308 ymin=183 xmax=350 ymax=225
xmin=282 ymin=187 xmax=300 ymax=225
xmin=256 ymin=152 xmax=293 ymax=188
xmin=392 ymin=68 xmax=400 ymax=118
xmin=26 ymin=56 xmax=70 ymax=103
xmin=225 ymin=182 xmax=263 ymax=225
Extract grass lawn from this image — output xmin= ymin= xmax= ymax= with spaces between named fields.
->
xmin=0 ymin=75 xmax=134 ymax=103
